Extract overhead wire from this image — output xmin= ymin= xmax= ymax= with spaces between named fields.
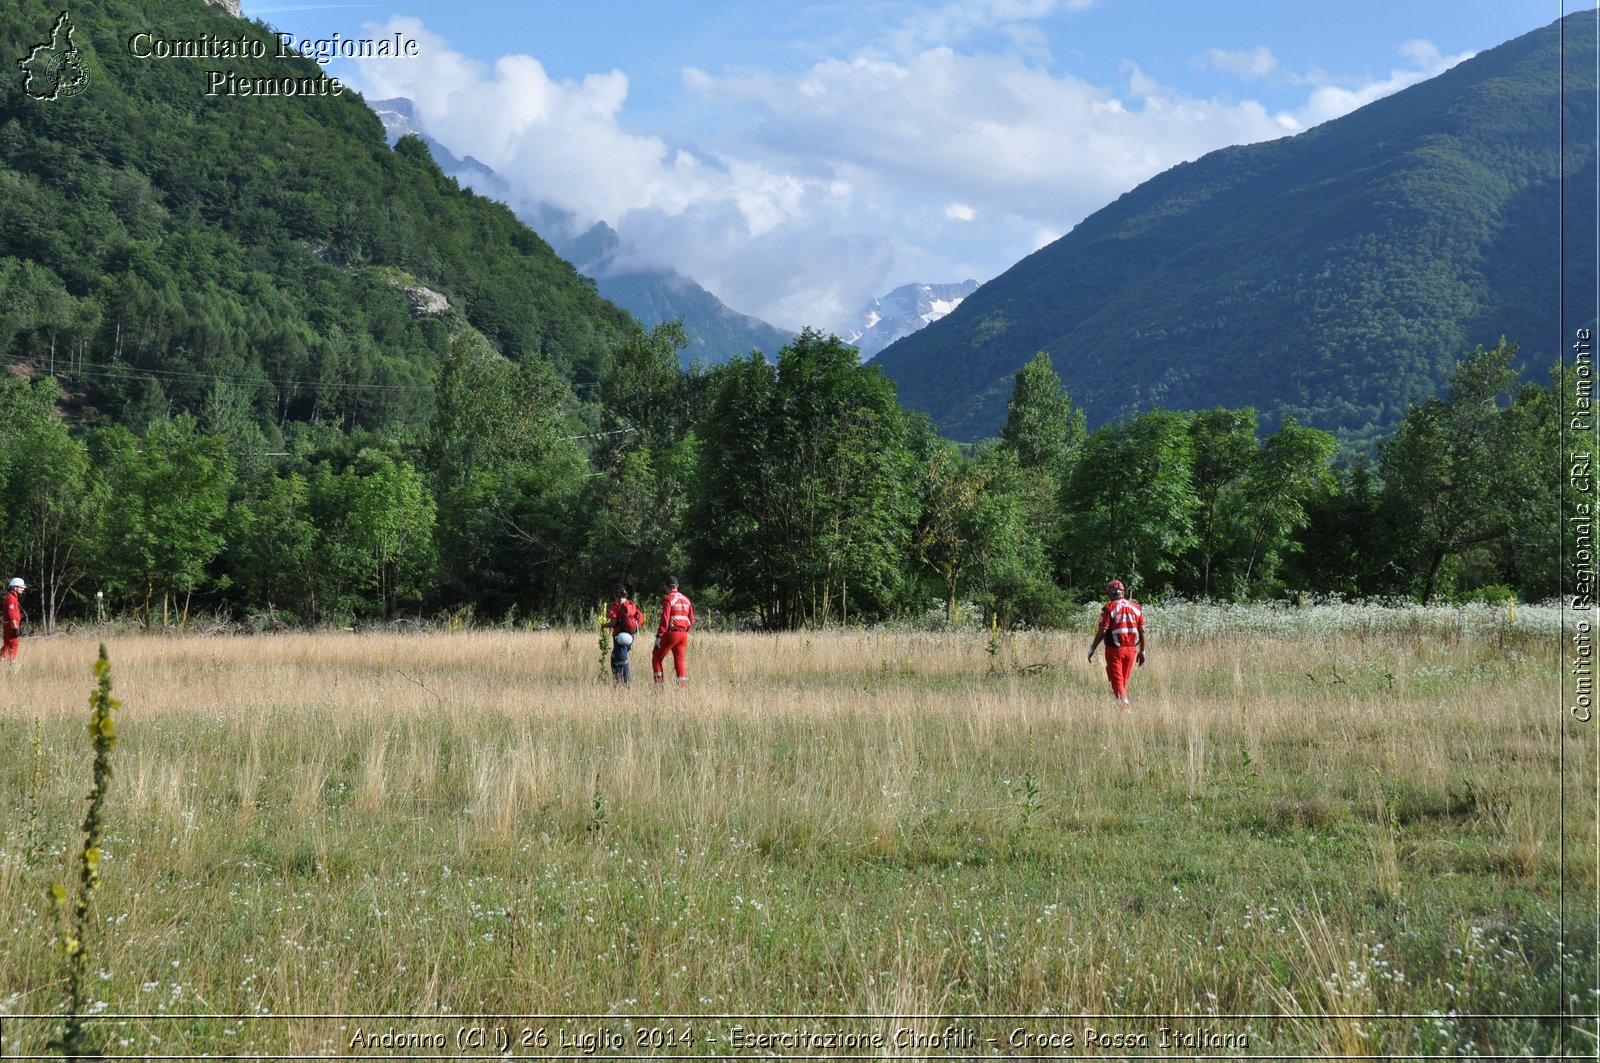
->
xmin=10 ymin=356 xmax=633 ymax=469
xmin=10 ymin=356 xmax=607 ymax=397
xmin=37 ymin=357 xmax=432 ymax=393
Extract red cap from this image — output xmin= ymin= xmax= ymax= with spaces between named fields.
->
xmin=1106 ymin=580 xmax=1125 ymax=596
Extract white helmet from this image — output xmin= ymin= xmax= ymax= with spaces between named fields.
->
xmin=7 ymin=578 xmax=23 ymax=590
xmin=613 ymin=631 xmax=634 ymax=647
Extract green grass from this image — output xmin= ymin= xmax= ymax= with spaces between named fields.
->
xmin=0 ymin=618 xmax=1593 ymax=1057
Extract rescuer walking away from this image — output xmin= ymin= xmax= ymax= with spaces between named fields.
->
xmin=607 ymin=583 xmax=644 ymax=685
xmin=1087 ymin=579 xmax=1145 ymax=710
xmin=652 ymin=575 xmax=695 ymax=687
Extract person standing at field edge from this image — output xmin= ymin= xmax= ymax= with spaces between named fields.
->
xmin=1087 ymin=579 xmax=1145 ymax=711
xmin=2 ymin=577 xmax=25 ymax=664
xmin=607 ymin=583 xmax=644 ymax=685
xmin=652 ymin=575 xmax=695 ymax=688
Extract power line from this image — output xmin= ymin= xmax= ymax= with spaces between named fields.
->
xmin=31 ymin=356 xmax=432 ymax=394
xmin=11 ymin=357 xmax=606 ymax=398
xmin=562 ymin=426 xmax=637 ymax=442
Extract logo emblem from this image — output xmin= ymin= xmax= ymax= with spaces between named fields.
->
xmin=20 ymin=12 xmax=89 ymax=101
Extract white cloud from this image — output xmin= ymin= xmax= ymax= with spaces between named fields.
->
xmin=702 ymin=48 xmax=1290 ymax=229
xmin=1201 ymin=46 xmax=1279 ymax=81
xmin=883 ymin=0 xmax=1077 ymax=56
xmin=345 ymin=16 xmax=1480 ymax=332
xmin=1030 ymin=226 xmax=1063 ymax=251
xmin=610 ymin=204 xmax=896 ymax=331
xmin=352 ymin=19 xmax=676 ymax=222
xmin=348 ymin=17 xmax=879 ymax=327
xmin=1289 ymin=38 xmax=1472 ymax=128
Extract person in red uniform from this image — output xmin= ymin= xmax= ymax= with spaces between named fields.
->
xmin=651 ymin=575 xmax=695 ymax=687
xmin=606 ymin=584 xmax=644 ymax=685
xmin=1087 ymin=579 xmax=1145 ymax=710
xmin=2 ymin=577 xmax=25 ymax=664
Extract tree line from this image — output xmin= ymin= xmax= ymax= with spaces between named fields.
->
xmin=0 ymin=327 xmax=1560 ymax=632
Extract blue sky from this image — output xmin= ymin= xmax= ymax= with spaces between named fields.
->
xmin=247 ymin=1 xmax=1581 ymax=331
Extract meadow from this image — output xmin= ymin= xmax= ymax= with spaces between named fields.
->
xmin=0 ymin=602 xmax=1594 ymax=1058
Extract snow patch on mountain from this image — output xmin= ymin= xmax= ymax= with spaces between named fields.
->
xmin=837 ymin=280 xmax=981 ymax=361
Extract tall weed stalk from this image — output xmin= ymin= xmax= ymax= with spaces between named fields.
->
xmin=48 ymin=646 xmax=120 ymax=1058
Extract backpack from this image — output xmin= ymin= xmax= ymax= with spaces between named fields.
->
xmin=624 ymin=600 xmax=643 ymax=634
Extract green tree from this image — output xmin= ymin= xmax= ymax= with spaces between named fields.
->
xmin=426 ymin=331 xmax=586 ymax=614
xmin=310 ymin=451 xmax=436 ymax=618
xmin=811 ymin=393 xmax=915 ymax=623
xmin=1378 ymin=340 xmax=1526 ymax=603
xmin=583 ymin=435 xmax=699 ymax=597
xmin=999 ymin=351 xmax=1085 ymax=475
xmin=913 ymin=442 xmax=1057 ymax=625
xmin=1495 ymin=365 xmax=1563 ymax=600
xmin=229 ymin=472 xmax=318 ymax=620
xmin=599 ymin=320 xmax=694 ymax=449
xmin=692 ymin=330 xmax=914 ymax=628
xmin=1237 ymin=418 xmax=1338 ymax=594
xmin=0 ymin=377 xmax=98 ymax=632
xmin=1061 ymin=410 xmax=1198 ymax=592
xmin=93 ymin=416 xmax=234 ymax=626
xmin=688 ymin=353 xmax=781 ymax=621
xmin=977 ymin=447 xmax=1067 ymax=626
xmin=1183 ymin=407 xmax=1258 ymax=597
xmin=1282 ymin=457 xmax=1391 ymax=598
xmin=583 ymin=320 xmax=700 ymax=599
xmin=436 ymin=455 xmax=586 ymax=617
xmin=355 ymin=452 xmax=435 ymax=616
xmin=998 ymin=351 xmax=1085 ymax=594
xmin=0 ymin=258 xmax=99 ymax=373
xmin=202 ymin=379 xmax=277 ymax=489
xmin=426 ymin=331 xmax=568 ymax=478
xmin=911 ymin=441 xmax=983 ymax=623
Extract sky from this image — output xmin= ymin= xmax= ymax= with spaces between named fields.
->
xmin=244 ymin=1 xmax=1581 ymax=332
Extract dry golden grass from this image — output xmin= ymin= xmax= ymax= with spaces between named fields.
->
xmin=0 ymin=622 xmax=1588 ymax=1058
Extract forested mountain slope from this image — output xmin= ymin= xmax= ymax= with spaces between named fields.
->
xmin=874 ymin=10 xmax=1598 ymax=444
xmin=1 ymin=0 xmax=634 ymax=430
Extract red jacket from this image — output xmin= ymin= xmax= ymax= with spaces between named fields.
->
xmin=658 ymin=590 xmax=694 ymax=635
xmin=1099 ymin=597 xmax=1144 ymax=648
xmin=3 ymin=590 xmax=20 ymax=637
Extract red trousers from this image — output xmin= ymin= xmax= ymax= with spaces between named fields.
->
xmin=652 ymin=630 xmax=688 ymax=681
xmin=1 ymin=633 xmax=17 ymax=661
xmin=1104 ymin=645 xmax=1138 ymax=699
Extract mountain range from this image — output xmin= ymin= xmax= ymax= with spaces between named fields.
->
xmin=371 ymin=98 xmax=794 ymax=366
xmin=370 ymin=99 xmax=984 ymax=369
xmin=8 ymin=1 xmax=1590 ymax=456
xmin=873 ymin=10 xmax=1599 ymax=444
xmin=837 ymin=280 xmax=980 ymax=361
